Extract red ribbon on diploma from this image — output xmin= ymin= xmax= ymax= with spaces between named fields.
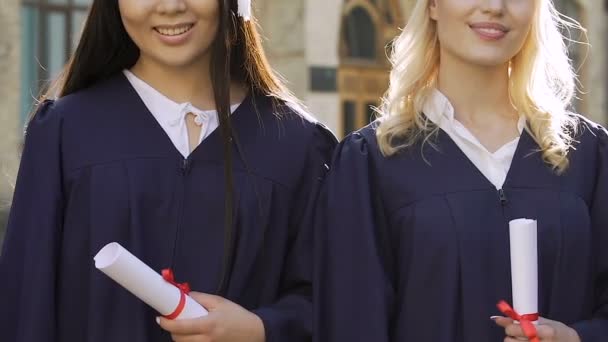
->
xmin=497 ymin=300 xmax=539 ymax=342
xmin=162 ymin=269 xmax=191 ymax=320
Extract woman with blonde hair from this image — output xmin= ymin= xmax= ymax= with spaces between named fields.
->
xmin=315 ymin=0 xmax=607 ymax=341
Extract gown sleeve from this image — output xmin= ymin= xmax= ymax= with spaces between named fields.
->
xmin=314 ymin=131 xmax=395 ymax=342
xmin=253 ymin=124 xmax=337 ymax=342
xmin=0 ymin=100 xmax=64 ymax=341
xmin=572 ymin=125 xmax=608 ymax=340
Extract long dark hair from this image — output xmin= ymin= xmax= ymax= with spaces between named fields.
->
xmin=38 ymin=0 xmax=295 ymax=296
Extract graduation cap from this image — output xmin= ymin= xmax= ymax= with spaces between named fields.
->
xmin=237 ymin=0 xmax=251 ymax=21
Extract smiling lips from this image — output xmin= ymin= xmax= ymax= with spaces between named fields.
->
xmin=153 ymin=23 xmax=195 ymax=45
xmin=469 ymin=22 xmax=510 ymax=41
xmin=154 ymin=23 xmax=194 ymax=37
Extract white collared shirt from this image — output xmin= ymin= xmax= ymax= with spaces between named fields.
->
xmin=422 ymin=89 xmax=526 ymax=189
xmin=123 ymin=69 xmax=240 ymax=158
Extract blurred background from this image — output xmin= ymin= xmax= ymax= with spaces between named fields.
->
xmin=0 ymin=0 xmax=607 ymax=239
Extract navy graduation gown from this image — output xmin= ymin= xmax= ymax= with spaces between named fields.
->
xmin=315 ymin=120 xmax=608 ymax=341
xmin=0 ymin=73 xmax=336 ymax=342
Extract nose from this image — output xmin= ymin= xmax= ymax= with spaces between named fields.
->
xmin=155 ymin=0 xmax=187 ymax=15
xmin=479 ymin=0 xmax=506 ymax=16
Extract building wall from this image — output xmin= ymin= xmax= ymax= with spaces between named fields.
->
xmin=259 ymin=0 xmax=412 ymax=135
xmin=399 ymin=0 xmax=416 ymax=15
xmin=258 ymin=0 xmax=345 ymax=133
xmin=256 ymin=0 xmax=307 ymax=98
xmin=0 ymin=0 xmax=21 ymax=223
xmin=581 ymin=0 xmax=607 ymax=125
xmin=304 ymin=0 xmax=343 ymax=131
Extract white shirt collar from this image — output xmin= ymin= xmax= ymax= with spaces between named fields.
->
xmin=123 ymin=69 xmax=215 ymax=126
xmin=421 ymin=88 xmax=525 ymax=189
xmin=423 ymin=88 xmax=526 ymax=134
xmin=123 ymin=69 xmax=240 ymax=158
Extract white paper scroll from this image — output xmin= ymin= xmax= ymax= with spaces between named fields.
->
xmin=94 ymin=242 xmax=208 ymax=319
xmin=509 ymin=219 xmax=538 ymax=320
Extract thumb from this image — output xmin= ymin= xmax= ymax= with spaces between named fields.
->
xmin=493 ymin=316 xmax=514 ymax=328
xmin=188 ymin=292 xmax=225 ymax=311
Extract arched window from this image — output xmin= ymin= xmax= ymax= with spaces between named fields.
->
xmin=21 ymin=0 xmax=91 ymax=120
xmin=343 ymin=7 xmax=377 ymax=60
xmin=338 ymin=0 xmax=402 ymax=139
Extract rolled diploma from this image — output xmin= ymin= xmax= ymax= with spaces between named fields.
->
xmin=509 ymin=219 xmax=538 ymax=322
xmin=94 ymin=242 xmax=208 ymax=319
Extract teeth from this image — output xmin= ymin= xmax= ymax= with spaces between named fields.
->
xmin=156 ymin=25 xmax=192 ymax=36
xmin=478 ymin=28 xmax=502 ymax=34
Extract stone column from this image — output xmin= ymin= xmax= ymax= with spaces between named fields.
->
xmin=303 ymin=0 xmax=342 ymax=134
xmin=583 ymin=0 xmax=608 ymax=124
xmin=0 ymin=0 xmax=21 ymax=233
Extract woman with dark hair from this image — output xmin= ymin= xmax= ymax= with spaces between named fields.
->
xmin=0 ymin=1 xmax=335 ymax=341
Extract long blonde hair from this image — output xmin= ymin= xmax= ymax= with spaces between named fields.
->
xmin=377 ymin=0 xmax=585 ymax=173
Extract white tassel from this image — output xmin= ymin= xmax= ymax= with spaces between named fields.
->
xmin=237 ymin=0 xmax=251 ymax=21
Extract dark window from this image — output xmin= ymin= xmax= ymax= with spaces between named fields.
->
xmin=310 ymin=67 xmax=338 ymax=92
xmin=21 ymin=0 xmax=91 ymax=121
xmin=342 ymin=101 xmax=357 ymax=136
xmin=343 ymin=7 xmax=377 ymax=60
xmin=385 ymin=7 xmax=393 ymax=25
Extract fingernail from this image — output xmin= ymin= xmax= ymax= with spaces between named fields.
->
xmin=490 ymin=316 xmax=500 ymax=320
xmin=155 ymin=317 xmax=160 ymax=325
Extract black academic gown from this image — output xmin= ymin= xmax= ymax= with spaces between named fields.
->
xmin=315 ymin=120 xmax=608 ymax=341
xmin=0 ymin=73 xmax=336 ymax=342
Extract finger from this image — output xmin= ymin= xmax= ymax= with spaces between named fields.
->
xmin=171 ymin=334 xmax=211 ymax=342
xmin=504 ymin=338 xmax=529 ymax=342
xmin=505 ymin=323 xmax=527 ymax=338
xmin=188 ymin=292 xmax=225 ymax=311
xmin=158 ymin=316 xmax=210 ymax=334
xmin=536 ymin=324 xmax=556 ymax=339
xmin=537 ymin=317 xmax=551 ymax=325
xmin=494 ymin=316 xmax=515 ymax=328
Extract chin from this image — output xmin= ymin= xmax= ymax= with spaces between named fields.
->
xmin=151 ymin=53 xmax=205 ymax=69
xmin=161 ymin=58 xmax=198 ymax=68
xmin=463 ymin=53 xmax=513 ymax=68
xmin=470 ymin=59 xmax=510 ymax=68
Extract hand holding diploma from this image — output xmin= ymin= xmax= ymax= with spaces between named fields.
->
xmin=494 ymin=220 xmax=581 ymax=341
xmin=157 ymin=292 xmax=266 ymax=342
xmin=94 ymin=242 xmax=265 ymax=342
xmin=495 ymin=317 xmax=581 ymax=342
